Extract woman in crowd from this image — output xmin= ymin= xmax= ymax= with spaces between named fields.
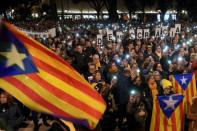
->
xmin=0 ymin=90 xmax=23 ymax=131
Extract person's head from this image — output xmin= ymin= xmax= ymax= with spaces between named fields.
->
xmin=194 ymin=44 xmax=197 ymax=52
xmin=109 ymin=62 xmax=118 ymax=72
xmin=136 ymin=40 xmax=142 ymax=47
xmin=129 ymin=89 xmax=141 ymax=104
xmin=88 ymin=62 xmax=96 ymax=74
xmin=113 ymin=53 xmax=120 ymax=60
xmin=75 ymin=44 xmax=83 ymax=53
xmin=94 ymin=70 xmax=102 ymax=81
xmin=146 ymin=74 xmax=155 ymax=85
xmin=123 ymin=67 xmax=131 ymax=76
xmin=154 ymin=63 xmax=163 ymax=71
xmin=189 ymin=47 xmax=195 ymax=54
xmin=85 ymin=40 xmax=91 ymax=47
xmin=0 ymin=91 xmax=13 ymax=105
xmin=161 ymin=79 xmax=172 ymax=95
xmin=179 ymin=47 xmax=185 ymax=56
xmin=133 ymin=76 xmax=142 ymax=86
xmin=135 ymin=45 xmax=140 ymax=52
xmin=147 ymin=45 xmax=152 ymax=52
xmin=190 ymin=53 xmax=197 ymax=63
xmin=92 ymin=54 xmax=100 ymax=63
xmin=131 ymin=63 xmax=138 ymax=71
xmin=153 ymin=71 xmax=161 ymax=81
xmin=128 ymin=42 xmax=134 ymax=49
xmin=122 ymin=59 xmax=129 ymax=67
xmin=172 ymin=38 xmax=178 ymax=45
xmin=138 ymin=52 xmax=144 ymax=60
xmin=155 ymin=45 xmax=161 ymax=53
xmin=119 ymin=46 xmax=124 ymax=52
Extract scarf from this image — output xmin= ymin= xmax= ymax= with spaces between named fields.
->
xmin=148 ymin=82 xmax=158 ymax=99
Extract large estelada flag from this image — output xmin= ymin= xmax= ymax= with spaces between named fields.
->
xmin=172 ymin=73 xmax=196 ymax=113
xmin=0 ymin=20 xmax=106 ymax=129
xmin=150 ymin=94 xmax=184 ymax=131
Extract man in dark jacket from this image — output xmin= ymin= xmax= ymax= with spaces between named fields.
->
xmin=72 ymin=44 xmax=88 ymax=74
xmin=126 ymin=89 xmax=147 ymax=131
xmin=115 ymin=67 xmax=132 ymax=129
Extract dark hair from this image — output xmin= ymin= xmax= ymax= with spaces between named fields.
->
xmin=145 ymin=73 xmax=154 ymax=83
xmin=0 ymin=91 xmax=14 ymax=105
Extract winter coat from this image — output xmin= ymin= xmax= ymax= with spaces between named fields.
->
xmin=0 ymin=103 xmax=23 ymax=131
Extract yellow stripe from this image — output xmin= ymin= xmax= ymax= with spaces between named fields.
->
xmin=24 ymin=43 xmax=89 ymax=86
xmin=159 ymin=108 xmax=164 ymax=131
xmin=188 ymin=82 xmax=192 ymax=104
xmin=37 ymin=68 xmax=106 ymax=111
xmin=13 ymin=75 xmax=99 ymax=125
xmin=192 ymin=75 xmax=197 ymax=96
xmin=5 ymin=21 xmax=86 ymax=84
xmin=192 ymin=75 xmax=197 ymax=95
xmin=175 ymin=103 xmax=182 ymax=131
xmin=0 ymin=79 xmax=51 ymax=113
xmin=150 ymin=102 xmax=156 ymax=131
xmin=172 ymin=77 xmax=177 ymax=93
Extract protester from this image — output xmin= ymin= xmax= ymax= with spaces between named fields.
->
xmin=0 ymin=90 xmax=23 ymax=131
xmin=4 ymin=18 xmax=197 ymax=130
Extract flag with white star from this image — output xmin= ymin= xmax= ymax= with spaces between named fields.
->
xmin=0 ymin=21 xmax=106 ymax=129
xmin=0 ymin=24 xmax=38 ymax=77
xmin=150 ymin=94 xmax=185 ymax=131
xmin=173 ymin=73 xmax=196 ymax=114
xmin=157 ymin=95 xmax=184 ymax=118
xmin=174 ymin=73 xmax=192 ymax=90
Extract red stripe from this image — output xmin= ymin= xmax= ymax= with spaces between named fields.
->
xmin=9 ymin=28 xmax=76 ymax=71
xmin=28 ymin=74 xmax=102 ymax=119
xmin=163 ymin=116 xmax=168 ymax=131
xmin=190 ymin=77 xmax=194 ymax=97
xmin=32 ymin=57 xmax=105 ymax=104
xmin=155 ymin=101 xmax=160 ymax=131
xmin=171 ymin=112 xmax=177 ymax=131
xmin=174 ymin=81 xmax=179 ymax=93
xmin=186 ymin=87 xmax=190 ymax=106
xmin=3 ymin=77 xmax=77 ymax=119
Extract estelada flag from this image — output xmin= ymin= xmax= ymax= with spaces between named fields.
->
xmin=172 ymin=73 xmax=196 ymax=113
xmin=0 ymin=20 xmax=106 ymax=129
xmin=150 ymin=94 xmax=184 ymax=131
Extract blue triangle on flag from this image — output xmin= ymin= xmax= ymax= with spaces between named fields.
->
xmin=157 ymin=94 xmax=184 ymax=118
xmin=0 ymin=23 xmax=38 ymax=77
xmin=174 ymin=73 xmax=192 ymax=90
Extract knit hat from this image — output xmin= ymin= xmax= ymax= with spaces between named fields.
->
xmin=161 ymin=79 xmax=172 ymax=89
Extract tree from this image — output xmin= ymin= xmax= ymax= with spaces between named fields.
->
xmin=71 ymin=0 xmax=104 ymax=20
xmin=157 ymin=0 xmax=172 ymax=21
xmin=124 ymin=0 xmax=139 ymax=20
xmin=0 ymin=0 xmax=17 ymax=18
xmin=89 ymin=0 xmax=104 ymax=20
xmin=103 ymin=0 xmax=118 ymax=21
xmin=138 ymin=0 xmax=156 ymax=22
xmin=185 ymin=0 xmax=197 ymax=21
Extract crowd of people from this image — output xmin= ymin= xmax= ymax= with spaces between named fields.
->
xmin=1 ymin=19 xmax=197 ymax=131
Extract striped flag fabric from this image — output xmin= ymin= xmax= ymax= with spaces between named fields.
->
xmin=0 ymin=20 xmax=106 ymax=129
xmin=172 ymin=73 xmax=197 ymax=113
xmin=150 ymin=94 xmax=184 ymax=131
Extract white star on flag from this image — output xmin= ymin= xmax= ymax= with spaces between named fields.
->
xmin=163 ymin=96 xmax=178 ymax=110
xmin=180 ymin=76 xmax=188 ymax=85
xmin=0 ymin=44 xmax=27 ymax=70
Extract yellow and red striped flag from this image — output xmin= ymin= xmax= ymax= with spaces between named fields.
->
xmin=150 ymin=94 xmax=184 ymax=131
xmin=0 ymin=20 xmax=106 ymax=129
xmin=172 ymin=73 xmax=197 ymax=113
